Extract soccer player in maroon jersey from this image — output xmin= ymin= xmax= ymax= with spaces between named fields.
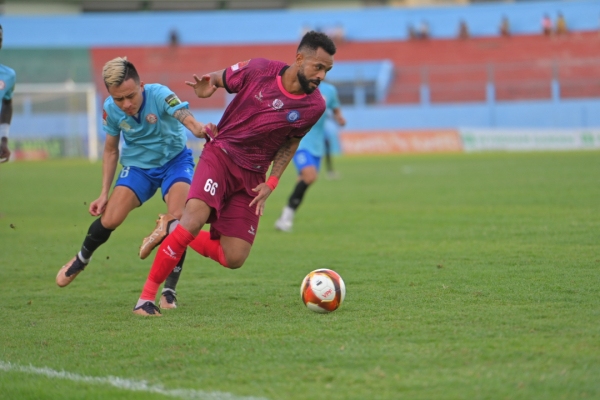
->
xmin=132 ymin=31 xmax=337 ymax=316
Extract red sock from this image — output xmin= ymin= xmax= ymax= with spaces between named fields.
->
xmin=140 ymin=225 xmax=195 ymax=301
xmin=189 ymin=230 xmax=229 ymax=268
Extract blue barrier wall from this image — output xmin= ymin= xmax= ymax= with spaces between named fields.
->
xmin=12 ymin=97 xmax=600 ymax=140
xmin=338 ymin=98 xmax=600 ymax=130
xmin=3 ymin=0 xmax=600 ymax=48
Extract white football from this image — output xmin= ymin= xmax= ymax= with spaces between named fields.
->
xmin=300 ymin=269 xmax=345 ymax=313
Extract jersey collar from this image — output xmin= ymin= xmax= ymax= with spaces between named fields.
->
xmin=277 ymin=66 xmax=307 ymax=100
xmin=131 ymin=90 xmax=147 ymax=124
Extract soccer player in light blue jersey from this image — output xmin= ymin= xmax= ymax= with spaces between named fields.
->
xmin=57 ymin=57 xmax=214 ymax=310
xmin=0 ymin=25 xmax=16 ymax=163
xmin=275 ymin=80 xmax=345 ymax=232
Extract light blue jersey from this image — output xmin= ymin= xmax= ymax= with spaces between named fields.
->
xmin=102 ymin=83 xmax=189 ymax=169
xmin=297 ymin=81 xmax=340 ymax=158
xmin=0 ymin=64 xmax=17 ymax=102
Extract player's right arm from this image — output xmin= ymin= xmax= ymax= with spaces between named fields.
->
xmin=89 ymin=134 xmax=120 ymax=216
xmin=250 ymin=136 xmax=302 ymax=216
xmin=185 ymin=70 xmax=225 ymax=99
xmin=172 ymin=108 xmax=218 ymax=140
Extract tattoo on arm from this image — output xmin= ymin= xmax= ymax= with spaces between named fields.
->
xmin=173 ymin=108 xmax=193 ymax=124
xmin=271 ymin=139 xmax=299 ymax=178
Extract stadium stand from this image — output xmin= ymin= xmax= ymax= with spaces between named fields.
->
xmin=89 ymin=30 xmax=600 ymax=107
xmin=6 ymin=0 xmax=600 ymax=137
xmin=3 ymin=1 xmax=599 ymax=47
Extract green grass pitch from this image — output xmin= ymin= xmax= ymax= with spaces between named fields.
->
xmin=1 ymin=151 xmax=599 ymax=400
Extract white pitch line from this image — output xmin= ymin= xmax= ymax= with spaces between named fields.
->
xmin=0 ymin=361 xmax=271 ymax=400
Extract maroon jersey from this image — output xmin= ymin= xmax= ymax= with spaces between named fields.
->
xmin=213 ymin=58 xmax=326 ymax=173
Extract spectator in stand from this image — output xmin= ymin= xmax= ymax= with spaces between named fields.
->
xmin=300 ymin=24 xmax=311 ymax=38
xmin=326 ymin=23 xmax=346 ymax=44
xmin=500 ymin=16 xmax=510 ymax=37
xmin=169 ymin=29 xmax=179 ymax=47
xmin=458 ymin=20 xmax=470 ymax=40
xmin=542 ymin=14 xmax=552 ymax=36
xmin=407 ymin=23 xmax=417 ymax=41
xmin=418 ymin=20 xmax=429 ymax=40
xmin=555 ymin=13 xmax=568 ymax=36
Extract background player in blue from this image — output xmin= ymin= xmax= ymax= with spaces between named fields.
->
xmin=56 ymin=57 xmax=214 ymax=310
xmin=0 ymin=25 xmax=16 ymax=163
xmin=275 ymin=80 xmax=345 ymax=232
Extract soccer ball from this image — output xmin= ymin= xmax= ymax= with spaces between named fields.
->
xmin=300 ymin=269 xmax=346 ymax=313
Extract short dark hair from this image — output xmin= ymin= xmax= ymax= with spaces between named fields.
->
xmin=298 ymin=31 xmax=337 ymax=56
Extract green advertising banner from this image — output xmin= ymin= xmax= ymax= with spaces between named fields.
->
xmin=460 ymin=129 xmax=600 ymax=152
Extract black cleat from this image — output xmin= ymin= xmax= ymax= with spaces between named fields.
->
xmin=132 ymin=301 xmax=162 ymax=316
xmin=56 ymin=256 xmax=88 ymax=287
xmin=160 ymin=289 xmax=177 ymax=309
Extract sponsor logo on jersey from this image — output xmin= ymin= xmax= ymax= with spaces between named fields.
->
xmin=248 ymin=225 xmax=256 ymax=236
xmin=102 ymin=110 xmax=108 ymax=126
xmin=165 ymin=94 xmax=182 ymax=107
xmin=255 ymin=91 xmax=264 ymax=102
xmin=287 ymin=110 xmax=300 ymax=122
xmin=0 ymin=80 xmax=5 ymax=90
xmin=146 ymin=113 xmax=157 ymax=124
xmin=231 ymin=60 xmax=250 ymax=71
xmin=271 ymin=99 xmax=284 ymax=110
xmin=119 ymin=121 xmax=132 ymax=132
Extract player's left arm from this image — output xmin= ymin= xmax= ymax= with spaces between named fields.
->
xmin=250 ymin=137 xmax=302 ymax=216
xmin=0 ymin=98 xmax=14 ymax=163
xmin=185 ymin=70 xmax=225 ymax=99
xmin=172 ymin=108 xmax=218 ymax=140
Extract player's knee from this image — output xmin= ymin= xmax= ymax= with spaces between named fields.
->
xmin=99 ymin=215 xmax=122 ymax=230
xmin=306 ymin=174 xmax=318 ymax=185
xmin=225 ymin=252 xmax=248 ymax=269
xmin=300 ymin=168 xmax=318 ymax=185
xmin=171 ymin=209 xmax=184 ymax=220
xmin=180 ymin=211 xmax=204 ymax=236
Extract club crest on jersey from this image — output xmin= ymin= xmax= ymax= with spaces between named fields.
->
xmin=102 ymin=109 xmax=108 ymax=126
xmin=146 ymin=113 xmax=157 ymax=124
xmin=231 ymin=60 xmax=250 ymax=71
xmin=0 ymin=80 xmax=5 ymax=90
xmin=287 ymin=110 xmax=300 ymax=122
xmin=271 ymin=99 xmax=284 ymax=110
xmin=165 ymin=94 xmax=182 ymax=107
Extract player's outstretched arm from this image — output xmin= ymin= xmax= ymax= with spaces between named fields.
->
xmin=250 ymin=137 xmax=301 ymax=216
xmin=185 ymin=70 xmax=225 ymax=99
xmin=172 ymin=108 xmax=218 ymax=140
xmin=0 ymin=98 xmax=13 ymax=163
xmin=333 ymin=107 xmax=346 ymax=127
xmin=89 ymin=134 xmax=120 ymax=216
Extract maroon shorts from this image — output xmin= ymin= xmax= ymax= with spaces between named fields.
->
xmin=188 ymin=143 xmax=265 ymax=245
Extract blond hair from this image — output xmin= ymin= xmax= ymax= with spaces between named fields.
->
xmin=102 ymin=56 xmax=140 ymax=88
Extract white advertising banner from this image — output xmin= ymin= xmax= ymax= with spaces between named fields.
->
xmin=460 ymin=128 xmax=600 ymax=152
